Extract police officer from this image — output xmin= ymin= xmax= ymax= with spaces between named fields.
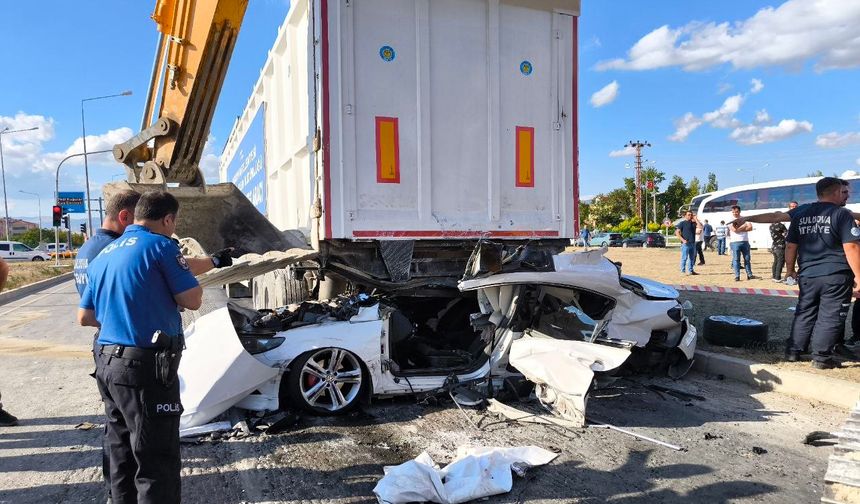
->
xmin=78 ymin=191 xmax=202 ymax=503
xmin=784 ymin=177 xmax=860 ymax=369
xmin=74 ymin=189 xmax=234 ymax=502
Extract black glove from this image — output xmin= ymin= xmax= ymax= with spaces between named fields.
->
xmin=211 ymin=248 xmax=234 ymax=268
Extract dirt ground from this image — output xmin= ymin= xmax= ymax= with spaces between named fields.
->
xmin=0 ymin=347 xmax=845 ymax=503
xmin=595 ymin=247 xmax=860 ymax=382
xmin=3 ymin=260 xmax=72 ymax=290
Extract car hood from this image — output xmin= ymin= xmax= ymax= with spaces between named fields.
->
xmin=620 ymin=275 xmax=679 ymax=300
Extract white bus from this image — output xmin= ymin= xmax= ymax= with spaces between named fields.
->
xmin=694 ymin=176 xmax=860 ymax=249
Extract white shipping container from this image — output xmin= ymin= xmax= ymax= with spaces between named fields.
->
xmin=221 ymin=0 xmax=580 ymax=243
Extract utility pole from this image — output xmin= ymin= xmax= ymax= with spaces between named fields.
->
xmin=624 ymin=140 xmax=651 ymax=223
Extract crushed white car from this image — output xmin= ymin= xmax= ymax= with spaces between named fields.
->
xmin=178 ymin=247 xmax=696 ymax=430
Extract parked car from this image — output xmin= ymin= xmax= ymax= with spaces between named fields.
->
xmin=177 ymin=247 xmax=696 ymax=430
xmin=622 ymin=232 xmax=666 ymax=248
xmin=591 ymin=232 xmax=624 ymax=247
xmin=0 ymin=241 xmax=51 ymax=262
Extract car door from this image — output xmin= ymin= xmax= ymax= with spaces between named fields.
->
xmin=0 ymin=243 xmax=11 ymax=261
xmin=13 ymin=243 xmax=35 ymax=260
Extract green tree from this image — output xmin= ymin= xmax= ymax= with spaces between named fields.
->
xmin=687 ymin=177 xmax=702 ymax=201
xmin=589 ymin=189 xmax=632 ymax=229
xmin=808 ymin=169 xmax=824 ymax=177
xmin=662 ymin=175 xmax=689 ymax=219
xmin=704 ymin=172 xmax=718 ymax=193
xmin=578 ymin=201 xmax=591 ymax=227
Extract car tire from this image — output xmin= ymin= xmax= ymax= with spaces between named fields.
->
xmin=281 ymin=348 xmax=366 ymax=415
xmin=601 ymin=241 xmax=608 ymax=247
xmin=702 ymin=316 xmax=768 ymax=347
xmin=31 ymin=256 xmax=44 ymax=262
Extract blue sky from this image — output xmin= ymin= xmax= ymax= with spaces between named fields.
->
xmin=1 ymin=0 xmax=859 ymax=224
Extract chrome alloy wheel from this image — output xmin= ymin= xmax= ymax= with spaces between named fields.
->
xmin=298 ymin=348 xmax=363 ymax=412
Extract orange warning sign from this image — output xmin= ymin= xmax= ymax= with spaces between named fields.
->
xmin=515 ymin=126 xmax=534 ymax=187
xmin=376 ymin=116 xmax=400 ymax=183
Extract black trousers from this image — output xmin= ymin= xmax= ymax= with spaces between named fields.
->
xmin=771 ymin=246 xmax=785 ymax=280
xmin=95 ymin=348 xmax=183 ymax=504
xmin=787 ymin=272 xmax=853 ymax=362
xmin=695 ymin=241 xmax=705 ymax=263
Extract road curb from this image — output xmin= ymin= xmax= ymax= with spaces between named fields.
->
xmin=0 ymin=272 xmax=73 ymax=306
xmin=693 ymin=350 xmax=860 ymax=409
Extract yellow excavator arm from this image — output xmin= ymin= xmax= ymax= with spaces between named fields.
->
xmin=114 ymin=0 xmax=249 ymax=186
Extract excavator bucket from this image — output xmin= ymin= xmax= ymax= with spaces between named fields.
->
xmin=102 ymin=181 xmax=303 ymax=255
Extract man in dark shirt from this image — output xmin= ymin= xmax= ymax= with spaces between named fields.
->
xmin=702 ymin=220 xmax=714 ymax=251
xmin=769 ymin=219 xmax=788 ymax=282
xmin=785 ymin=177 xmax=860 ymax=369
xmin=675 ymin=211 xmax=698 ymax=275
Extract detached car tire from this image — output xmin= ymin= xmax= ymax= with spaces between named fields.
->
xmin=282 ymin=348 xmax=366 ymax=415
xmin=702 ymin=315 xmax=768 ymax=347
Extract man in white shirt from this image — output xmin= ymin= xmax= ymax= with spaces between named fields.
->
xmin=728 ymin=205 xmax=757 ymax=281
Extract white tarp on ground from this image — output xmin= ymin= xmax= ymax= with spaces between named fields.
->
xmin=508 ymin=334 xmax=632 ymax=427
xmin=178 ymin=306 xmax=279 ymax=430
xmin=373 ymin=446 xmax=557 ymax=504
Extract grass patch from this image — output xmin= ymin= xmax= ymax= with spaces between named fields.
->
xmin=5 ymin=260 xmax=72 ymax=291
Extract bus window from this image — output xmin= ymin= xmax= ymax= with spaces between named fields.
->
xmin=704 ymin=189 xmax=756 ymax=212
xmin=791 ymin=184 xmax=817 ymax=204
xmin=756 ymin=187 xmax=792 ymax=210
xmin=850 ymin=180 xmax=860 ymax=203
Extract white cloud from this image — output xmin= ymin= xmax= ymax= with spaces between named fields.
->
xmin=815 ymin=131 xmax=860 ymax=148
xmin=608 ymin=146 xmax=636 ymax=157
xmin=729 ymin=119 xmax=813 ymax=145
xmin=750 ymin=78 xmax=764 ymax=94
xmin=842 ymin=170 xmax=859 ymax=178
xmin=668 ymin=113 xmax=705 ymax=142
xmin=199 ymin=135 xmax=222 ymax=183
xmin=702 ymin=94 xmax=744 ymax=128
xmin=590 ymin=81 xmax=620 ymax=108
xmin=717 ymin=83 xmax=733 ymax=94
xmin=35 ymin=127 xmax=133 ymax=173
xmin=669 ymin=94 xmax=743 ymax=142
xmin=856 ymin=157 xmax=860 ymax=167
xmin=596 ymin=0 xmax=860 ymax=72
xmin=754 ymin=109 xmax=771 ymax=124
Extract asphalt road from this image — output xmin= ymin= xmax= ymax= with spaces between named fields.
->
xmin=0 ymin=280 xmax=847 ymax=503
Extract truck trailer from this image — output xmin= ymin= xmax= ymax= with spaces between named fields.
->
xmin=220 ymin=0 xmax=581 ymax=304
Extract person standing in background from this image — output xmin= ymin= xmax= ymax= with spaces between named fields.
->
xmin=702 ymin=219 xmax=714 ymax=252
xmin=715 ymin=221 xmax=728 ymax=255
xmin=728 ymin=205 xmax=757 ymax=281
xmin=694 ymin=215 xmax=706 ymax=265
xmin=675 ymin=211 xmax=698 ymax=275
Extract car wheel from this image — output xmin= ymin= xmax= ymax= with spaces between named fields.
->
xmin=702 ymin=316 xmax=768 ymax=347
xmin=601 ymin=241 xmax=608 ymax=247
xmin=31 ymin=256 xmax=44 ymax=262
xmin=282 ymin=348 xmax=366 ymax=415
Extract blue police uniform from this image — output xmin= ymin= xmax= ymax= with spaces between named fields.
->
xmin=80 ymin=224 xmax=198 ymax=503
xmin=786 ymin=202 xmax=860 ymax=364
xmin=73 ymin=227 xmax=122 ymax=500
xmin=74 ymin=228 xmax=121 ymax=297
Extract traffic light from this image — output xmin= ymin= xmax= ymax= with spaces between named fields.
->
xmin=62 ymin=215 xmax=70 ymax=229
xmin=80 ymin=223 xmax=87 ymax=234
xmin=52 ymin=205 xmax=62 ymax=227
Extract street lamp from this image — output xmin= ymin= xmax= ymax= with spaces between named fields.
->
xmin=18 ymin=190 xmax=42 ymax=245
xmin=82 ymin=90 xmax=132 ymax=236
xmin=0 ymin=126 xmax=40 ymax=241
